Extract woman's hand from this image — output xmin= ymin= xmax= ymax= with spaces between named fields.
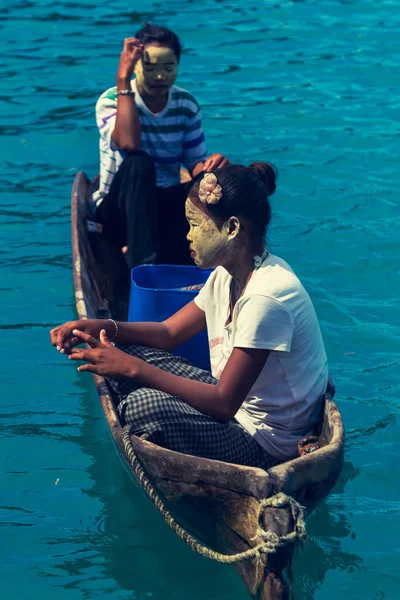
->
xmin=68 ymin=329 xmax=140 ymax=378
xmin=117 ymin=37 xmax=144 ymax=83
xmin=50 ymin=319 xmax=106 ymax=353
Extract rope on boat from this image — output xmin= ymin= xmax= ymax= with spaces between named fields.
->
xmin=122 ymin=425 xmax=306 ymax=564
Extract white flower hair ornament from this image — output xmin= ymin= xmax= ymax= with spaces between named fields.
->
xmin=198 ymin=173 xmax=223 ymax=205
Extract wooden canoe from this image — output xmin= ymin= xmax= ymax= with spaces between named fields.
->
xmin=71 ymin=171 xmax=344 ymax=600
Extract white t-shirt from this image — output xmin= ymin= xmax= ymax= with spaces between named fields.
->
xmin=194 ymin=254 xmax=328 ymax=461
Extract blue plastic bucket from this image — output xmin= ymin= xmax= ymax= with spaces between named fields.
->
xmin=128 ymin=265 xmax=213 ymax=370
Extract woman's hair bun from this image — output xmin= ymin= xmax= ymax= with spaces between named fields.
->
xmin=248 ymin=162 xmax=277 ymax=196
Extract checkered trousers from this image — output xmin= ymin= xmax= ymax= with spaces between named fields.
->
xmin=106 ymin=344 xmax=280 ymax=470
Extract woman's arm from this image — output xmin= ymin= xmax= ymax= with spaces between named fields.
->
xmin=69 ymin=331 xmax=270 ymax=422
xmin=50 ymin=300 xmax=206 ymax=353
xmin=111 ymin=300 xmax=206 ymax=348
xmin=131 ymin=345 xmax=270 ymax=421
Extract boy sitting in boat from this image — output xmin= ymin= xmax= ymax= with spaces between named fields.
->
xmin=90 ymin=23 xmax=229 ymax=269
xmin=51 ymin=163 xmax=329 ymax=468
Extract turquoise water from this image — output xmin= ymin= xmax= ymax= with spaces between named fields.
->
xmin=1 ymin=0 xmax=399 ymax=598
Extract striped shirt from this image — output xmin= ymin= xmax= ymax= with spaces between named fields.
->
xmin=92 ymin=79 xmax=207 ymax=208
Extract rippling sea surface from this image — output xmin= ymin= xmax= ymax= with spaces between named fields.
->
xmin=1 ymin=1 xmax=399 ymax=598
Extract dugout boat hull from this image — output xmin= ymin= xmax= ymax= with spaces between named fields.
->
xmin=71 ymin=171 xmax=344 ymax=600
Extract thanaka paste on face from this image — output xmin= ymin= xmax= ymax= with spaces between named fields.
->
xmin=185 ymin=198 xmax=238 ymax=269
xmin=134 ymin=46 xmax=178 ymax=95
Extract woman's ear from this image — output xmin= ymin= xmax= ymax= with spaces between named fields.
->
xmin=226 ymin=216 xmax=241 ymax=240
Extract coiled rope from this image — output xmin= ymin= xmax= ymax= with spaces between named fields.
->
xmin=122 ymin=425 xmax=306 ymax=564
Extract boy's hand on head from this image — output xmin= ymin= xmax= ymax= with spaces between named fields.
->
xmin=203 ymin=153 xmax=230 ymax=172
xmin=117 ymin=37 xmax=144 ymax=82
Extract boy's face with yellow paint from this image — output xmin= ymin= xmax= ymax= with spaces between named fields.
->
xmin=134 ymin=44 xmax=178 ymax=96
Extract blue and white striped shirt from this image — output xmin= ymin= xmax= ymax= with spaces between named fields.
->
xmin=92 ymin=79 xmax=207 ymax=207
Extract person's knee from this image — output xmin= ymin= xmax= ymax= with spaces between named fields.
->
xmin=122 ymin=389 xmax=168 ymax=425
xmin=120 ymin=150 xmax=155 ymax=175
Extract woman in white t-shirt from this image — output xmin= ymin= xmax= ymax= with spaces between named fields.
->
xmin=50 ymin=163 xmax=329 ymax=468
